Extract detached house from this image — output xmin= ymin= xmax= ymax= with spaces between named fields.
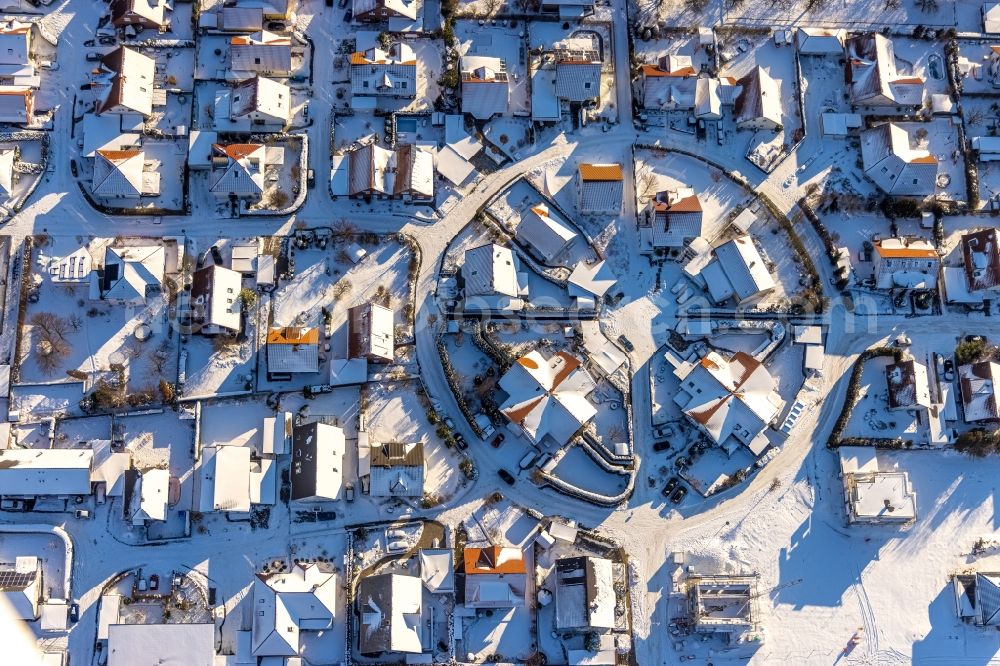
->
xmin=554 ymin=556 xmax=615 ymax=633
xmin=357 ymin=573 xmax=424 ymax=656
xmin=229 ymin=30 xmax=293 ymax=77
xmin=123 ymin=468 xmax=169 ymax=526
xmin=0 ymin=557 xmax=41 ymax=620
xmin=847 ymin=34 xmax=925 ymax=110
xmin=291 ymin=422 xmax=346 ymax=502
xmin=959 ymin=361 xmax=1000 ymax=422
xmin=577 ymin=163 xmax=624 ymax=215
xmin=99 ymin=244 xmax=164 ymax=306
xmin=0 ymin=20 xmax=35 ymax=88
xmin=961 ymin=229 xmax=1000 ymax=295
xmin=871 ymin=237 xmax=939 ymax=290
xmin=353 ymin=0 xmax=419 ymax=22
xmin=647 ymin=187 xmax=703 ymax=248
xmin=91 ymin=149 xmax=160 ymax=201
xmin=885 ymin=359 xmax=933 ymax=411
xmin=369 ymin=442 xmax=424 ymax=497
xmin=698 ymin=235 xmax=776 ymax=305
xmin=210 ymin=143 xmax=276 ymax=201
xmin=344 ymin=143 xmax=433 ymax=202
xmin=515 ymin=202 xmax=578 ymax=263
xmin=460 ymin=56 xmax=509 ymax=120
xmin=795 ymin=28 xmax=845 ymax=55
xmin=252 ymin=562 xmax=337 ymax=658
xmin=350 ymin=41 xmax=417 ymax=103
xmin=860 ymin=123 xmax=937 ymax=197
xmin=95 ymin=47 xmax=156 ymax=117
xmin=111 ymin=0 xmax=171 ymax=32
xmin=190 ymin=264 xmax=242 ymax=335
xmin=0 ymin=85 xmax=32 ymax=122
xmin=462 ymin=243 xmax=527 ymax=311
xmin=554 ymin=39 xmax=601 ymax=103
xmin=463 ymin=545 xmax=526 ymax=608
xmin=641 ymin=54 xmax=697 ymax=111
xmin=348 ymin=303 xmax=394 ymax=362
xmin=734 ymin=66 xmax=782 ymax=131
xmin=228 ymin=76 xmax=290 ymax=128
xmin=266 ymin=326 xmax=320 ymax=375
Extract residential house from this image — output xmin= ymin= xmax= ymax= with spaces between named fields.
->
xmin=353 ymin=0 xmax=419 ymax=23
xmin=229 ymin=30 xmax=293 ymax=77
xmin=698 ymin=236 xmax=776 ymax=305
xmin=567 ymin=259 xmax=616 ymax=309
xmin=123 ymin=468 xmax=169 ymax=526
xmin=198 ymin=445 xmax=253 ymax=512
xmin=107 ymin=623 xmax=216 ymax=666
xmin=734 ymin=66 xmax=782 ymax=131
xmin=460 ymin=56 xmax=509 ymax=120
xmin=95 ymin=47 xmax=156 ymax=117
xmin=462 ymin=243 xmax=527 ymax=311
xmin=861 ymin=123 xmax=937 ymax=196
xmin=578 ymin=163 xmax=624 ymax=215
xmin=885 ymin=359 xmax=933 ymax=411
xmin=539 ymin=0 xmax=594 ymax=18
xmin=210 ymin=143 xmax=270 ymax=200
xmin=463 ymin=545 xmax=526 ymax=608
xmin=795 ymin=27 xmax=846 ymax=55
xmin=647 ymin=187 xmax=703 ymax=248
xmin=369 ymin=442 xmax=424 ymax=497
xmin=99 ymin=244 xmax=164 ymax=306
xmin=987 ymin=2 xmax=1000 ymax=33
xmin=111 ymin=0 xmax=170 ymax=31
xmin=687 ymin=574 xmax=759 ymax=642
xmin=554 ymin=39 xmax=601 ymax=103
xmin=959 ymin=361 xmax=1000 ymax=422
xmin=91 ymin=149 xmax=160 ymax=201
xmin=350 ymin=42 xmax=417 ymax=102
xmin=839 ymin=446 xmax=917 ymax=524
xmin=266 ymin=326 xmax=320 ymax=374
xmin=847 ymin=34 xmax=925 ymax=109
xmin=554 ymin=556 xmax=615 ymax=632
xmin=356 ymin=573 xmax=424 ymax=655
xmin=0 ymin=146 xmax=16 ymax=198
xmin=641 ymin=54 xmax=697 ymax=111
xmin=0 ymin=20 xmax=35 ymax=87
xmin=694 ymin=76 xmax=740 ymax=120
xmin=961 ymin=228 xmax=1000 ymax=295
xmin=871 ymin=237 xmax=939 ymax=290
xmin=673 ymin=351 xmax=784 ymax=456
xmin=515 ymin=202 xmax=578 ymax=262
xmin=0 ymin=557 xmax=41 ymax=620
xmin=0 ymin=85 xmax=32 ymax=122
xmin=344 ymin=142 xmax=433 ymax=201
xmin=251 ymin=562 xmax=337 ymax=657
xmin=953 ymin=572 xmax=1000 ymax=625
xmin=229 ymin=76 xmax=290 ymax=128
xmin=0 ymin=448 xmax=93 ymax=497
xmin=190 ymin=264 xmax=242 ymax=335
xmin=291 ymin=422 xmax=346 ymax=502
xmin=419 ymin=549 xmax=454 ymax=594
xmin=499 ymin=350 xmax=597 ymax=448
xmin=348 ymin=303 xmax=394 ymax=362
xmin=219 ymin=6 xmax=264 ymax=32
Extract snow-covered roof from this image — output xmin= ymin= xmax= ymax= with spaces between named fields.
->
xmin=82 ymin=114 xmax=141 ymax=158
xmin=861 ymin=123 xmax=937 ymax=196
xmin=369 ymin=442 xmax=424 ymax=497
xmin=820 ymin=112 xmax=863 ymax=137
xmin=203 ymin=445 xmax=252 ymax=512
xmin=795 ymin=27 xmax=845 ymax=54
xmin=650 ymin=187 xmax=704 ymax=247
xmin=252 ymin=562 xmax=337 ymax=657
xmin=357 ymin=573 xmax=423 ymax=655
xmin=694 ymin=77 xmax=722 ymax=119
xmin=986 ymin=2 xmax=1000 ymax=34
xmin=840 ymin=447 xmax=916 ymax=523
xmin=734 ymin=66 xmax=782 ymax=129
xmin=353 ymin=0 xmax=418 ymax=21
xmin=49 ymin=246 xmax=93 ymax=284
xmin=347 ymin=143 xmax=433 ymax=199
xmin=555 ymin=50 xmax=601 ymax=102
xmin=210 ymin=143 xmax=266 ymax=197
xmin=499 ymin=351 xmax=597 ymax=447
xmin=111 ymin=0 xmax=169 ymax=29
xmin=961 ymin=228 xmax=1000 ymax=292
xmin=847 ymin=34 xmax=924 ymax=107
xmin=0 ymin=85 xmax=31 ymax=123
xmin=107 ymin=623 xmax=215 ymax=666
xmin=126 ymin=468 xmax=168 ymax=525
xmin=220 ymin=6 xmax=263 ymax=31
xmin=191 ymin=264 xmax=243 ymax=332
xmin=0 ymin=557 xmax=39 ymax=620
xmin=554 ymin=556 xmax=615 ymax=631
xmin=959 ymin=361 xmax=1000 ymax=422
xmin=103 ymin=244 xmax=164 ymax=305
xmin=0 ymin=448 xmax=93 ymax=496
xmin=568 ymin=259 xmax=616 ymax=300
xmin=707 ymin=236 xmax=776 ymax=303
xmin=515 ymin=202 xmax=578 ymax=262
xmin=872 ymin=237 xmax=939 ymax=289
xmin=464 ymin=243 xmax=520 ymax=299
xmin=92 ymin=149 xmax=157 ymax=199
xmin=291 ymin=422 xmax=345 ymax=501
xmin=350 ymin=42 xmax=417 ymax=98
xmin=230 ymin=76 xmax=290 ymax=124
xmin=96 ymin=47 xmax=156 ymax=116
xmin=460 ymin=56 xmax=509 ymax=120
xmin=419 ymin=549 xmax=454 ymax=593
xmin=886 ymin=359 xmax=933 ymax=411
xmin=0 ymin=21 xmax=30 ymax=66
xmin=675 ymin=351 xmax=783 ymax=455
xmin=262 ymin=412 xmax=292 ymax=456
xmin=578 ymin=163 xmax=624 ymax=214
xmin=348 ymin=303 xmax=394 ymax=361
xmin=230 ymin=30 xmax=292 ymax=75
xmin=266 ymin=327 xmax=319 ymax=373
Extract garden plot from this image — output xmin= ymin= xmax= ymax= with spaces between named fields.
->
xmin=181 ymin=333 xmax=256 ymax=398
xmin=0 ymin=138 xmax=45 ymax=210
xmin=527 ymin=22 xmax=617 ymax=120
xmin=842 ymin=355 xmax=927 ymax=444
xmin=454 ymin=21 xmax=530 ymax=117
xmin=632 ymin=0 xmax=722 ymax=28
xmin=364 ymin=382 xmax=464 ymax=503
xmin=199 ymin=398 xmax=276 ymax=449
xmin=550 ymin=444 xmax=629 ymax=496
xmin=956 ymin=41 xmax=1000 ymax=96
xmin=0 ymin=532 xmax=67 ymax=599
xmin=20 ymin=236 xmax=179 ymax=396
xmin=682 ymin=444 xmax=757 ymax=497
xmin=633 ymin=30 xmax=713 ymax=71
xmin=722 ymin=0 xmax=956 ymax=28
xmin=441 ymin=330 xmax=496 ymax=411
xmin=119 ymin=411 xmax=196 ymax=511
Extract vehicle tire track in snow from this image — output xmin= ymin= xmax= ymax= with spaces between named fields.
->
xmin=854 ymin=566 xmax=879 ymax=659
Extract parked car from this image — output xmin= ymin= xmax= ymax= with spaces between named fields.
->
xmin=1 ymin=498 xmax=26 ymax=511
xmin=386 ymin=528 xmax=406 ymax=539
xmin=518 ymin=450 xmax=539 ymax=470
xmin=83 ymin=39 xmax=95 ymax=47
xmin=267 ymin=21 xmax=286 ymax=31
xmin=490 ymin=433 xmax=505 ymax=448
xmin=307 ymin=169 xmax=315 ymax=189
xmin=653 ymin=440 xmax=671 ymax=452
xmin=943 ymin=359 xmax=955 ymax=381
xmin=74 ymin=509 xmax=91 ymax=519
xmin=149 ymin=575 xmax=159 ymax=591
xmin=38 ymin=60 xmax=58 ymax=71
xmin=662 ymin=477 xmax=679 ymax=497
xmin=618 ymin=335 xmax=634 ymax=352
xmin=68 ymin=603 xmax=79 ymax=623
xmin=86 ymin=52 xmax=103 ymax=62
xmin=443 ymin=417 xmax=456 ymax=429
xmin=669 ymin=486 xmax=687 ymax=504
xmin=302 ymin=101 xmax=310 ymax=120
xmin=498 ymin=469 xmax=516 ymax=485
xmin=387 ymin=540 xmax=408 ymax=552
xmin=454 ymin=434 xmax=468 ymax=450
xmin=98 ymin=35 xmax=117 ymax=45
xmin=344 ymin=483 xmax=355 ymax=501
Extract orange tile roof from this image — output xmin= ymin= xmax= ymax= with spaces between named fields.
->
xmin=97 ymin=149 xmax=141 ymax=160
xmin=579 ymin=163 xmax=622 ymax=181
xmin=668 ymin=195 xmax=702 ymax=213
xmin=267 ymin=327 xmax=319 ymax=345
xmin=214 ymin=143 xmax=263 ymax=160
xmin=910 ymin=155 xmax=937 ymax=164
xmin=464 ymin=545 xmax=526 ymax=575
xmin=874 ymin=244 xmax=938 ymax=259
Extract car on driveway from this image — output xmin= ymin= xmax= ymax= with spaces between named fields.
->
xmin=617 ymin=335 xmax=634 ymax=352
xmin=662 ymin=477 xmax=679 ymax=497
xmin=498 ymin=469 xmax=515 ymax=485
xmin=943 ymin=359 xmax=955 ymax=381
xmin=69 ymin=603 xmax=79 ymax=623
xmin=653 ymin=440 xmax=671 ymax=452
xmin=454 ymin=434 xmax=468 ymax=450
xmin=491 ymin=433 xmax=505 ymax=448
xmin=669 ymin=486 xmax=687 ymax=504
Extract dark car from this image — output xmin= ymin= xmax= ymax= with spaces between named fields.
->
xmin=68 ymin=603 xmax=79 ymax=623
xmin=498 ymin=469 xmax=515 ymax=485
xmin=491 ymin=433 xmax=505 ymax=448
xmin=661 ymin=477 xmax=679 ymax=497
xmin=267 ymin=21 xmax=286 ymax=31
xmin=70 ymin=159 xmax=78 ymax=177
xmin=343 ymin=9 xmax=352 ymax=21
xmin=965 ymin=334 xmax=986 ymax=344
xmin=454 ymin=434 xmax=468 ymax=450
xmin=653 ymin=440 xmax=671 ymax=452
xmin=669 ymin=486 xmax=687 ymax=504
xmin=618 ymin=335 xmax=634 ymax=353
xmin=84 ymin=39 xmax=95 ymax=47
xmin=98 ymin=35 xmax=117 ymax=46
xmin=943 ymin=359 xmax=955 ymax=381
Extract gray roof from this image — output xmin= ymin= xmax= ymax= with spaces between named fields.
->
xmin=555 ymin=62 xmax=601 ymax=102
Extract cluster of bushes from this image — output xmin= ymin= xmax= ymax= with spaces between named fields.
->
xmin=828 ymin=347 xmax=902 ymax=447
xmin=435 ymin=339 xmax=485 ymax=437
xmin=955 ymin=429 xmax=1000 ymax=458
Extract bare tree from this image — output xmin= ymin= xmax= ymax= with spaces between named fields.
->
xmin=635 ymin=165 xmax=658 ymax=202
xmin=482 ymin=0 xmax=504 ymax=17
xmin=30 ymin=312 xmax=71 ymax=376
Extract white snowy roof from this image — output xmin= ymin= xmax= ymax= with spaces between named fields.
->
xmin=350 ymin=42 xmax=417 ymax=98
xmin=252 ymin=562 xmax=337 ymax=657
xmin=128 ymin=468 xmax=168 ymax=524
xmin=96 ymin=47 xmax=156 ymax=116
xmin=230 ymin=30 xmax=292 ymax=75
xmin=230 ymin=76 xmax=290 ymax=124
xmin=795 ymin=27 xmax=845 ymax=54
xmin=93 ymin=149 xmax=156 ymax=199
xmin=847 ymin=34 xmax=924 ymax=107
xmin=0 ymin=21 xmax=31 ymax=66
xmin=694 ymin=77 xmax=722 ymax=119
xmin=200 ymin=445 xmax=252 ymax=512
xmin=357 ymin=573 xmax=423 ymax=655
xmin=861 ymin=123 xmax=937 ymax=196
xmin=291 ymin=422 xmax=346 ymax=501
xmin=266 ymin=327 xmax=320 ymax=373
xmin=0 ymin=448 xmax=93 ymax=495
xmin=82 ymin=114 xmax=141 ymax=158
xmin=418 ymin=549 xmax=454 ymax=593
xmin=461 ymin=56 xmax=509 ymax=120
xmin=567 ymin=259 xmax=616 ymax=299
xmin=987 ymin=3 xmax=1000 ymax=33
xmin=103 ymin=245 xmax=164 ymax=304
xmin=959 ymin=361 xmax=1000 ymax=422
xmin=464 ymin=243 xmax=520 ymax=298
xmin=192 ymin=264 xmax=243 ymax=332
xmin=499 ymin=351 xmax=597 ymax=447
xmin=734 ymin=66 xmax=782 ymax=128
xmin=709 ymin=236 xmax=775 ymax=303
xmin=107 ymin=623 xmax=216 ymax=666
xmin=554 ymin=556 xmax=615 ymax=631
xmin=516 ymin=202 xmax=577 ymax=262
xmin=578 ymin=163 xmax=624 ymax=214
xmin=210 ymin=143 xmax=266 ymax=196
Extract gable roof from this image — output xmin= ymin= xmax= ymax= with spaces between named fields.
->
xmin=103 ymin=244 xmax=164 ymax=303
xmin=252 ymin=562 xmax=337 ymax=657
xmin=230 ymin=76 xmax=290 ymax=122
xmin=357 ymin=574 xmax=423 ymax=655
xmin=962 ymin=228 xmax=1000 ymax=292
xmin=847 ymin=33 xmax=924 ymax=107
xmin=734 ymin=66 xmax=781 ymax=127
xmin=96 ymin=47 xmax=156 ymax=116
xmin=464 ymin=243 xmax=520 ymax=298
xmin=959 ymin=361 xmax=1000 ymax=422
xmin=861 ymin=123 xmax=937 ymax=196
xmin=190 ymin=264 xmax=243 ymax=331
xmin=464 ymin=546 xmax=526 ymax=574
xmin=461 ymin=55 xmax=509 ymax=120
xmin=290 ymin=422 xmax=346 ymax=501
xmin=111 ymin=0 xmax=169 ymax=28
xmin=266 ymin=326 xmax=320 ymax=373
xmin=711 ymin=235 xmax=776 ymax=302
